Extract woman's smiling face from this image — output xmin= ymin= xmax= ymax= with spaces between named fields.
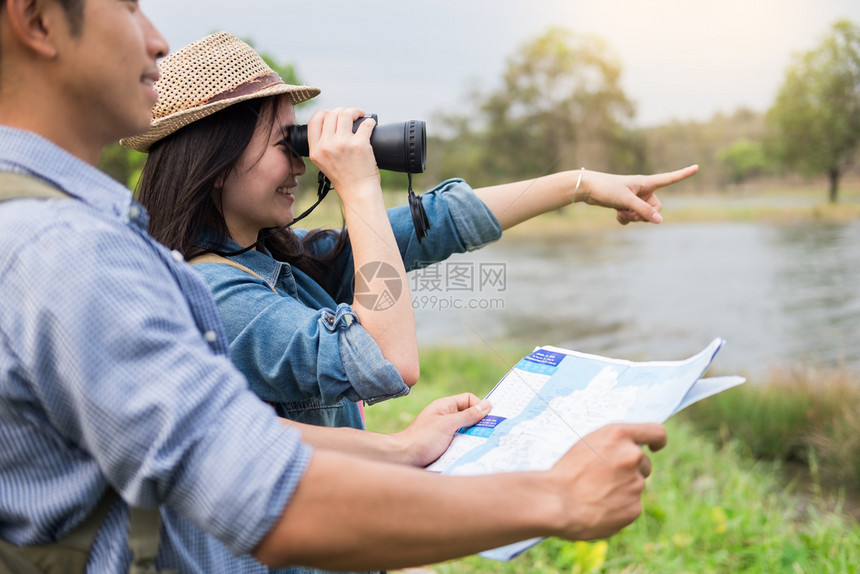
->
xmin=219 ymin=98 xmax=307 ymax=247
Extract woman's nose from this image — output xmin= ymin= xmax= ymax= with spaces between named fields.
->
xmin=292 ymin=155 xmax=307 ymax=176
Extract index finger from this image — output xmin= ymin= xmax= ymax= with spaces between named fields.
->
xmin=646 ymin=164 xmax=699 ymax=189
xmin=334 ymin=107 xmax=365 ymax=132
xmin=305 ymin=108 xmax=331 ymax=140
xmin=446 ymin=392 xmax=485 ymax=411
xmin=626 ymin=422 xmax=668 ymax=452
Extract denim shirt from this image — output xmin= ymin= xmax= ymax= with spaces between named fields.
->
xmin=0 ymin=126 xmax=311 ymax=573
xmin=193 ymin=179 xmax=502 ymax=431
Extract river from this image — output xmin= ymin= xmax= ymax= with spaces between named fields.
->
xmin=412 ymin=219 xmax=860 ymax=379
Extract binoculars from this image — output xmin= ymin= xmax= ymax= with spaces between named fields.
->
xmin=285 ymin=115 xmax=426 ymax=174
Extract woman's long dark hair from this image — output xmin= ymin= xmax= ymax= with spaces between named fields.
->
xmin=136 ymin=96 xmax=349 ymax=297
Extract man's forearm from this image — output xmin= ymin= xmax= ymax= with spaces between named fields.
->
xmin=253 ymin=448 xmax=562 ymax=570
xmin=254 ymin=422 xmax=666 ymax=571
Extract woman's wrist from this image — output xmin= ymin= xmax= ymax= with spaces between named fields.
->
xmin=339 ymin=182 xmax=389 ymax=221
xmin=571 ymin=167 xmax=587 ymax=204
xmin=378 ymin=430 xmax=414 ymax=465
xmin=335 ymin=179 xmax=383 ymax=204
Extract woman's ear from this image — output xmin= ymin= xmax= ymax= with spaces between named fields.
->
xmin=4 ymin=0 xmax=68 ymax=59
xmin=211 ymin=177 xmax=225 ymax=215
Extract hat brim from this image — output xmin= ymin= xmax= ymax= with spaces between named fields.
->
xmin=120 ymin=81 xmax=320 ymax=153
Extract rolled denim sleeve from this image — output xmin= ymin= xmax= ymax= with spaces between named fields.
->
xmin=327 ymin=304 xmax=411 ymax=405
xmin=194 ymin=263 xmax=409 ymax=407
xmin=435 ymin=178 xmax=504 ymax=251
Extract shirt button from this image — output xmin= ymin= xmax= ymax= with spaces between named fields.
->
xmin=326 ymin=316 xmax=335 ymax=325
xmin=128 ymin=205 xmax=141 ymax=219
xmin=171 ymin=250 xmax=184 ymax=262
xmin=203 ymin=331 xmax=218 ymax=343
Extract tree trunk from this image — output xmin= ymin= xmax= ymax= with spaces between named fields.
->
xmin=828 ymin=166 xmax=840 ymax=203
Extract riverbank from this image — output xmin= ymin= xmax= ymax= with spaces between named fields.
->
xmin=365 ymin=347 xmax=860 ymax=573
xmin=504 ymin=184 xmax=860 ymax=237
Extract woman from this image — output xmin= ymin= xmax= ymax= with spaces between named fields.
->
xmin=127 ymin=32 xmax=698 ymax=433
xmin=127 ymin=33 xmax=431 ymax=432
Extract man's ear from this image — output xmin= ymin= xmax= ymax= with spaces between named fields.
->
xmin=4 ymin=0 xmax=66 ymax=59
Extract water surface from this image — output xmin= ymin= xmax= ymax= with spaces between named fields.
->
xmin=412 ymin=220 xmax=860 ymax=379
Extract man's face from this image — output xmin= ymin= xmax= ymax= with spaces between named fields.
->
xmin=52 ymin=0 xmax=167 ymax=144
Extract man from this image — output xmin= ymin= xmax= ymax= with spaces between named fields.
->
xmin=0 ymin=0 xmax=667 ymax=572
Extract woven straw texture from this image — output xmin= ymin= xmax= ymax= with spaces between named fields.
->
xmin=121 ymin=32 xmax=320 ymax=152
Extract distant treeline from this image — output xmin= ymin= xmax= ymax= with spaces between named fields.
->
xmin=424 ymin=106 xmax=775 ymax=193
xmin=417 ymin=22 xmax=860 ymax=203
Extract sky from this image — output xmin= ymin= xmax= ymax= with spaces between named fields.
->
xmin=144 ymin=0 xmax=860 ymax=129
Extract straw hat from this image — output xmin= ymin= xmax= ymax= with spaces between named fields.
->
xmin=121 ymin=32 xmax=320 ymax=152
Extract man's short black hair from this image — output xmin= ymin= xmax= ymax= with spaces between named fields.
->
xmin=61 ymin=0 xmax=85 ymax=33
xmin=0 ymin=0 xmax=85 ymax=35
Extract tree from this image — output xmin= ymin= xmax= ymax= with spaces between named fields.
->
xmin=766 ymin=19 xmax=860 ymax=203
xmin=432 ymin=28 xmax=639 ymax=187
xmin=250 ymin=40 xmax=302 ymax=88
xmin=640 ymin=107 xmax=766 ymax=192
xmin=98 ymin=142 xmax=147 ymax=190
xmin=717 ymin=138 xmax=769 ymax=187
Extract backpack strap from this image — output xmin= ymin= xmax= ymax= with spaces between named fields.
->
xmin=0 ymin=489 xmax=115 ymax=574
xmin=0 ymin=490 xmax=169 ymax=574
xmin=126 ymin=506 xmax=168 ymax=574
xmin=0 ymin=170 xmax=171 ymax=573
xmin=0 ymin=171 xmax=69 ymax=202
xmin=189 ymin=252 xmax=278 ymax=294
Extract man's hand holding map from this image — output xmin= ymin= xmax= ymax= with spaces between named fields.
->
xmin=427 ymin=338 xmax=745 ymax=560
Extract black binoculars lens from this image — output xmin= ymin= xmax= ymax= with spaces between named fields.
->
xmin=285 ymin=116 xmax=426 ymax=174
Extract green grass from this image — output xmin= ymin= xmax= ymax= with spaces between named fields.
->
xmin=366 ymin=347 xmax=860 ymax=574
xmin=679 ymin=366 xmax=860 ymax=488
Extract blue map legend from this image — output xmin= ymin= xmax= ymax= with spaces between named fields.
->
xmin=516 ymin=349 xmax=566 ymax=375
xmin=459 ymin=415 xmax=507 ymax=437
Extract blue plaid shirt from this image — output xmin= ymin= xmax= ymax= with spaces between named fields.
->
xmin=0 ymin=126 xmax=311 ymax=573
